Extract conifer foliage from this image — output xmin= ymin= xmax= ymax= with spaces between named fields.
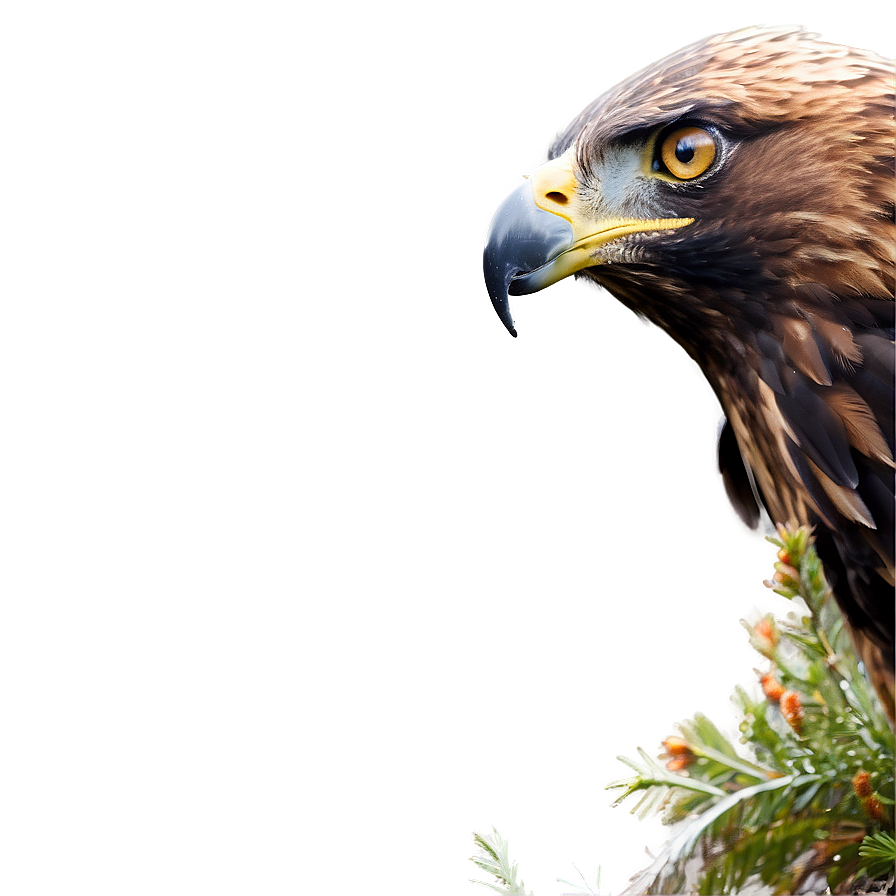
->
xmin=471 ymin=528 xmax=895 ymax=894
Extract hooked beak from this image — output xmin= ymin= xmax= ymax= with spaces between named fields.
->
xmin=482 ymin=180 xmax=573 ymax=338
xmin=482 ymin=149 xmax=694 ymax=336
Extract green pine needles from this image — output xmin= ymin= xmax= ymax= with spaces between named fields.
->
xmin=470 ymin=527 xmax=895 ymax=894
xmin=469 ymin=828 xmax=601 ymax=895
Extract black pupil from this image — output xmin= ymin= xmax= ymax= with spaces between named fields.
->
xmin=675 ymin=138 xmax=695 ymax=164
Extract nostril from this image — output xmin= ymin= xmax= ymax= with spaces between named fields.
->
xmin=545 ymin=191 xmax=568 ymax=205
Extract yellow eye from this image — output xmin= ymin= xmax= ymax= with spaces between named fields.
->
xmin=659 ymin=126 xmax=716 ymax=180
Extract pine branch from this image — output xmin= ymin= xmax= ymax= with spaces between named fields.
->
xmin=857 ymin=830 xmax=896 ymax=880
xmin=469 ymin=528 xmax=893 ymax=894
xmin=556 ymin=864 xmax=602 ymax=895
xmin=470 ymin=828 xmax=533 ymax=895
xmin=622 ymin=775 xmax=818 ymax=896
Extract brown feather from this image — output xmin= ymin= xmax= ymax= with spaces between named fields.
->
xmin=811 ymin=315 xmax=863 ymax=369
xmin=806 ymin=457 xmax=877 ymax=529
xmin=827 ymin=383 xmax=895 ymax=469
xmin=774 ymin=314 xmax=833 ymax=386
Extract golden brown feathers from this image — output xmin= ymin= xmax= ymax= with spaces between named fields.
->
xmin=537 ymin=27 xmax=895 ymax=714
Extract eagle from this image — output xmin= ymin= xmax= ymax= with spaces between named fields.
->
xmin=483 ymin=27 xmax=895 ymax=718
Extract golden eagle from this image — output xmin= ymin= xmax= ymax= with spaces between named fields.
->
xmin=483 ymin=27 xmax=895 ymax=717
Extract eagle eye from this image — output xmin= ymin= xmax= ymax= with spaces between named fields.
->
xmin=655 ymin=126 xmax=716 ymax=180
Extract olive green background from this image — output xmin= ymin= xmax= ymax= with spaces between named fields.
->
xmin=0 ymin=0 xmax=894 ymax=896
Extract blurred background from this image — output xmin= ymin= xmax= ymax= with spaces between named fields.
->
xmin=1 ymin=3 xmax=891 ymax=893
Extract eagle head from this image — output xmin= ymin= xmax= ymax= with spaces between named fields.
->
xmin=485 ymin=27 xmax=893 ymax=347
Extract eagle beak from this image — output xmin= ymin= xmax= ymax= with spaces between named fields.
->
xmin=483 ymin=150 xmax=694 ymax=335
xmin=483 ymin=155 xmax=578 ymax=338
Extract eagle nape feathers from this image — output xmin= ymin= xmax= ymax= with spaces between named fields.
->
xmin=483 ymin=27 xmax=895 ymax=718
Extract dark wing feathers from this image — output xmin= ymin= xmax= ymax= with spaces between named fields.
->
xmin=755 ymin=331 xmax=787 ymax=394
xmin=718 ymin=418 xmax=762 ymax=528
xmin=854 ymin=454 xmax=896 ymax=568
xmin=747 ymin=306 xmax=894 ymax=522
xmin=726 ymin=307 xmax=895 ymax=709
xmin=776 ymin=384 xmax=860 ymax=489
xmin=850 ymin=367 xmax=895 ymax=450
xmin=855 ymin=330 xmax=896 ymax=395
xmin=784 ymin=435 xmax=845 ymax=528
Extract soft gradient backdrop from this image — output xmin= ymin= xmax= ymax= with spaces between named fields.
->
xmin=1 ymin=3 xmax=891 ymax=893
